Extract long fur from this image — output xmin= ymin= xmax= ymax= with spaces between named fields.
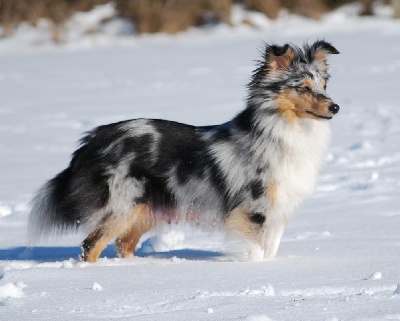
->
xmin=28 ymin=40 xmax=339 ymax=262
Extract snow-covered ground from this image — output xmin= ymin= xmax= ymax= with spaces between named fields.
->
xmin=1 ymin=4 xmax=400 ymax=320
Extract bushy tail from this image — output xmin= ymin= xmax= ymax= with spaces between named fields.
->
xmin=28 ymin=167 xmax=80 ymax=244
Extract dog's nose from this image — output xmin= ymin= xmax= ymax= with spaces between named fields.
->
xmin=329 ymin=104 xmax=340 ymax=114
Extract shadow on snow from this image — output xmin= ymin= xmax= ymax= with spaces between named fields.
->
xmin=0 ymin=244 xmax=224 ymax=263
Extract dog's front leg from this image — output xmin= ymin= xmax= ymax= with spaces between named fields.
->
xmin=262 ymin=218 xmax=286 ymax=260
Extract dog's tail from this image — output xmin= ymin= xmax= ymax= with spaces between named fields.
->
xmin=28 ymin=166 xmax=81 ymax=243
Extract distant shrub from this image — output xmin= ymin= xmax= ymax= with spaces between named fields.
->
xmin=0 ymin=0 xmax=383 ymax=41
xmin=243 ymin=0 xmax=281 ymax=20
xmin=281 ymin=0 xmax=328 ymax=19
xmin=0 ymin=0 xmax=109 ymax=41
xmin=116 ymin=0 xmax=232 ymax=34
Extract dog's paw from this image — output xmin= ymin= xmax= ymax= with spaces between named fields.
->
xmin=248 ymin=244 xmax=265 ymax=262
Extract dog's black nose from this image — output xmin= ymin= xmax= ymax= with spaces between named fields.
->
xmin=329 ymin=104 xmax=340 ymax=114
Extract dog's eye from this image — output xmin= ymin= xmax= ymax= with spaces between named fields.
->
xmin=303 ymin=86 xmax=312 ymax=93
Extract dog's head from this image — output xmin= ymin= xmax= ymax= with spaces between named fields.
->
xmin=249 ymin=40 xmax=340 ymax=122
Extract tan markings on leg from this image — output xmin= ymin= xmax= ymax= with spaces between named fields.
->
xmin=266 ymin=181 xmax=278 ymax=209
xmin=225 ymin=207 xmax=262 ymax=244
xmin=81 ymin=227 xmax=111 ymax=263
xmin=81 ymin=204 xmax=151 ymax=263
xmin=116 ymin=204 xmax=154 ymax=258
xmin=84 ymin=240 xmax=109 ymax=263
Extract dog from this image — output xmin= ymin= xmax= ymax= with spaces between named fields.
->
xmin=28 ymin=40 xmax=339 ymax=262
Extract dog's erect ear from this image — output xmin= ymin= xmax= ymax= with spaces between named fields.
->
xmin=266 ymin=44 xmax=295 ymax=73
xmin=309 ymin=40 xmax=339 ymax=73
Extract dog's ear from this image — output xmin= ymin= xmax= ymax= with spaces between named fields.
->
xmin=266 ymin=44 xmax=295 ymax=73
xmin=309 ymin=40 xmax=339 ymax=73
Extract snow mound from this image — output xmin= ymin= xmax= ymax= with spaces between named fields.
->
xmin=0 ymin=282 xmax=26 ymax=301
xmin=65 ymin=3 xmax=118 ymax=43
xmin=91 ymin=282 xmax=103 ymax=291
xmin=366 ymin=272 xmax=383 ymax=280
xmin=0 ymin=202 xmax=12 ymax=218
xmin=142 ymin=230 xmax=185 ymax=253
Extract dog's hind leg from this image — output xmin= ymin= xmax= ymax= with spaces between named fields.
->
xmin=115 ymin=204 xmax=154 ymax=258
xmin=81 ymin=227 xmax=110 ymax=263
xmin=80 ymin=204 xmax=151 ymax=262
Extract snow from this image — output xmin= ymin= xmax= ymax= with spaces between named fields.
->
xmin=0 ymin=282 xmax=26 ymax=301
xmin=1 ymin=3 xmax=400 ymax=320
xmin=367 ymin=272 xmax=383 ymax=281
xmin=0 ymin=202 xmax=12 ymax=218
xmin=91 ymin=282 xmax=103 ymax=292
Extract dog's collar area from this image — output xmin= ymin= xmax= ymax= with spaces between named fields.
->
xmin=306 ymin=111 xmax=333 ymax=120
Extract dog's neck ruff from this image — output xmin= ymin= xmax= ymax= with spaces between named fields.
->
xmin=232 ymin=100 xmax=331 ymax=217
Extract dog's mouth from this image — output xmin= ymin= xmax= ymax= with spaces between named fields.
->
xmin=306 ymin=111 xmax=333 ymax=120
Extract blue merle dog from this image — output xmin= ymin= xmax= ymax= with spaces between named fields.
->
xmin=29 ymin=40 xmax=339 ymax=262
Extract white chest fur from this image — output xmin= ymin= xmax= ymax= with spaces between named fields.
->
xmin=271 ymin=119 xmax=331 ymax=217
